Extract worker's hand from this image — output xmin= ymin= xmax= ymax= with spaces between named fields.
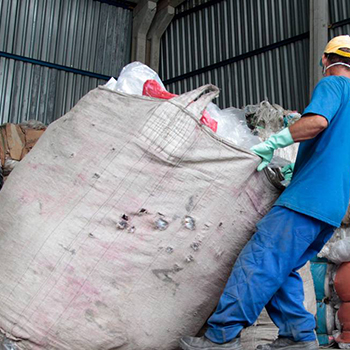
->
xmin=250 ymin=128 xmax=294 ymax=172
xmin=281 ymin=163 xmax=295 ymax=181
xmin=250 ymin=142 xmax=275 ymax=171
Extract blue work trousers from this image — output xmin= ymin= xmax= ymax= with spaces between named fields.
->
xmin=205 ymin=206 xmax=335 ymax=344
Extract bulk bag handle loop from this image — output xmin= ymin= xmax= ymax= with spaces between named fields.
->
xmin=170 ymin=84 xmax=220 ymax=121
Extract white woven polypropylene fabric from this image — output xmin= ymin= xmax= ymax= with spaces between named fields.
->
xmin=0 ymin=85 xmax=281 ymax=349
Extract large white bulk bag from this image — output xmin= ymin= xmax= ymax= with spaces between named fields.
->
xmin=0 ymin=85 xmax=281 ymax=350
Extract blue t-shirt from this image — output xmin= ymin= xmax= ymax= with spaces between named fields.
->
xmin=275 ymin=76 xmax=350 ymax=227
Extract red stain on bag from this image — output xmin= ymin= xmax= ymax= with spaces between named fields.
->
xmin=143 ymin=80 xmax=218 ymax=132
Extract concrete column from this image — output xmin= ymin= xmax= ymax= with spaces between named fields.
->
xmin=145 ymin=1 xmax=175 ymax=72
xmin=309 ymin=0 xmax=329 ymax=93
xmin=131 ymin=0 xmax=158 ymax=63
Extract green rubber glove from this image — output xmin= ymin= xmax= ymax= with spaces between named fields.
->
xmin=281 ymin=163 xmax=295 ymax=182
xmin=250 ymin=128 xmax=294 ymax=171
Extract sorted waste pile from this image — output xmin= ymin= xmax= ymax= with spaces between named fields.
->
xmin=0 ymin=120 xmax=46 ymax=189
xmin=313 ymin=228 xmax=350 ymax=348
xmin=0 ymin=63 xmax=315 ymax=350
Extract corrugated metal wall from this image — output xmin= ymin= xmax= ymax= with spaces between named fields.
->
xmin=329 ymin=0 xmax=350 ymax=38
xmin=160 ymin=0 xmax=310 ymax=111
xmin=160 ymin=0 xmax=350 ymax=112
xmin=163 ymin=38 xmax=309 ymax=110
xmin=0 ymin=0 xmax=132 ymax=125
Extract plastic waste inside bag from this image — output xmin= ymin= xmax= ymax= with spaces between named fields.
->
xmin=114 ymin=62 xmax=166 ymax=95
xmin=104 ymin=77 xmax=118 ymax=91
xmin=200 ymin=110 xmax=218 ymax=133
xmin=143 ymin=79 xmax=177 ymax=99
xmin=207 ymin=104 xmax=260 ymax=149
xmin=244 ymin=100 xmax=300 ymax=141
xmin=105 ymin=62 xmax=298 ymax=164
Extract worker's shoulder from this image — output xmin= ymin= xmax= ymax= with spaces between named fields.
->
xmin=315 ymin=76 xmax=350 ymax=95
xmin=319 ymin=75 xmax=350 ymax=86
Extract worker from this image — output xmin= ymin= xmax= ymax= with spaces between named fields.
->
xmin=179 ymin=35 xmax=350 ymax=350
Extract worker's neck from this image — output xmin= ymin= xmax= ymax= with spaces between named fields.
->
xmin=326 ymin=67 xmax=350 ymax=78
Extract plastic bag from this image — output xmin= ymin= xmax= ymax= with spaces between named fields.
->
xmin=209 ymin=105 xmax=261 ymax=149
xmin=142 ymin=79 xmax=177 ymax=99
xmin=200 ymin=110 xmax=218 ymax=133
xmin=320 ymin=237 xmax=350 ymax=264
xmin=104 ymin=77 xmax=118 ymax=91
xmin=114 ymin=62 xmax=166 ymax=95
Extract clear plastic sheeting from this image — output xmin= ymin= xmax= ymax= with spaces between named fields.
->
xmin=207 ymin=104 xmax=260 ymax=149
xmin=110 ymin=62 xmax=166 ymax=95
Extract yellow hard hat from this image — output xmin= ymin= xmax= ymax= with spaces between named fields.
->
xmin=324 ymin=35 xmax=350 ymax=58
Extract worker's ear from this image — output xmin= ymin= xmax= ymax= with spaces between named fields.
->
xmin=321 ymin=54 xmax=328 ymax=67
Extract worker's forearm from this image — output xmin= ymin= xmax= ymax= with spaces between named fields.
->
xmin=289 ymin=114 xmax=328 ymax=142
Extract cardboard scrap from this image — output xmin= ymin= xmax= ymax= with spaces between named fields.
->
xmin=0 ymin=127 xmax=6 ymax=167
xmin=0 ymin=122 xmax=46 ymax=176
xmin=24 ymin=129 xmax=45 ymax=150
xmin=6 ymin=124 xmax=26 ymax=161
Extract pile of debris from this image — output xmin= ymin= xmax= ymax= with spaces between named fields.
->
xmin=0 ymin=120 xmax=46 ymax=189
xmin=314 ymin=228 xmax=350 ymax=348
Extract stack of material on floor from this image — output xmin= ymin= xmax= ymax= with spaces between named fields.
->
xmin=310 ymin=256 xmax=336 ymax=346
xmin=0 ymin=84 xmax=286 ymax=350
xmin=0 ymin=120 xmax=46 ymax=183
xmin=319 ymin=227 xmax=350 ymax=348
xmin=334 ymin=262 xmax=350 ymax=349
